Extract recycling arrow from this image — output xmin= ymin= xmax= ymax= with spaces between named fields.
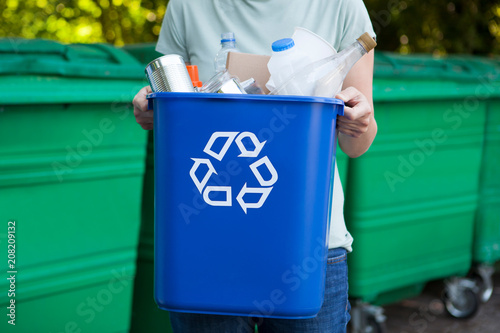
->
xmin=235 ymin=132 xmax=266 ymax=157
xmin=236 ymin=183 xmax=273 ymax=214
xmin=203 ymin=186 xmax=232 ymax=206
xmin=249 ymin=156 xmax=278 ymax=187
xmin=189 ymin=158 xmax=217 ymax=193
xmin=203 ymin=132 xmax=238 ymax=161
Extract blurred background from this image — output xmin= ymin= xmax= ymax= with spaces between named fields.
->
xmin=1 ymin=0 xmax=499 ymax=55
xmin=0 ymin=1 xmax=499 ymax=333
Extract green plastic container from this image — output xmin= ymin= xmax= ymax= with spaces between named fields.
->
xmin=0 ymin=39 xmax=148 ymax=333
xmin=345 ymin=53 xmax=493 ymax=304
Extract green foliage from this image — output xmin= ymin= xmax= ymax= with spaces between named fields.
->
xmin=0 ymin=0 xmax=166 ymax=46
xmin=365 ymin=0 xmax=500 ymax=55
xmin=0 ymin=0 xmax=498 ymax=54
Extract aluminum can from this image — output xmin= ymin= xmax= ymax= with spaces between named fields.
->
xmin=145 ymin=55 xmax=194 ymax=93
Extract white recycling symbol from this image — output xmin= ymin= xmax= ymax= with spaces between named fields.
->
xmin=189 ymin=131 xmax=278 ymax=213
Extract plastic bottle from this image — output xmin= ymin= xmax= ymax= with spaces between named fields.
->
xmin=200 ymin=70 xmax=246 ymax=94
xmin=270 ymin=32 xmax=377 ymax=97
xmin=214 ymin=32 xmax=240 ymax=73
xmin=265 ymin=38 xmax=310 ymax=92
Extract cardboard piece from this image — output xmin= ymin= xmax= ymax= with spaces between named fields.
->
xmin=226 ymin=52 xmax=271 ymax=94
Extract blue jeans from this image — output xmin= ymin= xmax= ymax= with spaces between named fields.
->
xmin=169 ymin=247 xmax=350 ymax=333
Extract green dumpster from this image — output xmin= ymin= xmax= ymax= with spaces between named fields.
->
xmin=0 ymin=39 xmax=148 ymax=333
xmin=475 ymin=103 xmax=500 ymax=264
xmin=122 ymin=43 xmax=163 ymax=66
xmin=122 ymin=43 xmax=174 ymax=333
xmin=472 ymin=62 xmax=500 ymax=303
xmin=345 ymin=53 xmax=492 ymax=322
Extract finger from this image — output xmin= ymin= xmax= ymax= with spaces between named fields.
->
xmin=133 ymin=86 xmax=152 ymax=112
xmin=341 ymin=99 xmax=371 ymax=121
xmin=138 ymin=117 xmax=154 ymax=124
xmin=134 ymin=104 xmax=153 ymax=118
xmin=337 ymin=116 xmax=370 ymax=133
xmin=337 ymin=122 xmax=367 ymax=135
xmin=337 ymin=121 xmax=361 ymax=131
xmin=338 ymin=125 xmax=368 ymax=136
xmin=140 ymin=123 xmax=154 ymax=130
xmin=136 ymin=110 xmax=154 ymax=119
xmin=135 ymin=100 xmax=150 ymax=113
xmin=337 ymin=113 xmax=370 ymax=127
xmin=338 ymin=102 xmax=360 ymax=121
xmin=134 ymin=110 xmax=154 ymax=127
xmin=138 ymin=118 xmax=153 ymax=129
xmin=335 ymin=86 xmax=360 ymax=104
xmin=338 ymin=127 xmax=363 ymax=138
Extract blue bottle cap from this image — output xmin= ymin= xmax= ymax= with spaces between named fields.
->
xmin=272 ymin=38 xmax=295 ymax=52
xmin=221 ymin=32 xmax=236 ymax=43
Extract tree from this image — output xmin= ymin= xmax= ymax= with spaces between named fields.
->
xmin=1 ymin=0 xmax=499 ymax=55
xmin=0 ymin=0 xmax=166 ymax=45
xmin=364 ymin=0 xmax=500 ymax=55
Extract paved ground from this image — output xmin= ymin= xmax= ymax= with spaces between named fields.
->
xmin=382 ymin=271 xmax=500 ymax=333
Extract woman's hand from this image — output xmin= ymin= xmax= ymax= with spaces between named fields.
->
xmin=133 ymin=86 xmax=154 ymax=130
xmin=335 ymin=49 xmax=377 ymax=158
xmin=335 ymin=86 xmax=373 ymax=138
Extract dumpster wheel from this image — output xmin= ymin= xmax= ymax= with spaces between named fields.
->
xmin=366 ymin=315 xmax=387 ymax=333
xmin=348 ymin=301 xmax=387 ymax=333
xmin=472 ymin=264 xmax=495 ymax=303
xmin=442 ymin=277 xmax=480 ymax=319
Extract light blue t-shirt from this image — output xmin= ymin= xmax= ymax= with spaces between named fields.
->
xmin=157 ymin=0 xmax=376 ymax=82
xmin=156 ymin=0 xmax=375 ymax=251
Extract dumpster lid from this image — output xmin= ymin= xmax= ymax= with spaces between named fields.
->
xmin=373 ymin=52 xmax=500 ymax=101
xmin=121 ymin=43 xmax=163 ymax=65
xmin=374 ymin=52 xmax=500 ymax=81
xmin=0 ymin=38 xmax=145 ymax=79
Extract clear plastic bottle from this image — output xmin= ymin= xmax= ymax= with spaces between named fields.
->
xmin=265 ymin=38 xmax=310 ymax=93
xmin=270 ymin=32 xmax=377 ymax=97
xmin=200 ymin=70 xmax=246 ymax=94
xmin=214 ymin=32 xmax=240 ymax=73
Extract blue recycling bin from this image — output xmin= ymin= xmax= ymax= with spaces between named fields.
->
xmin=150 ymin=92 xmax=344 ymax=318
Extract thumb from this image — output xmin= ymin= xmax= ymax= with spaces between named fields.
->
xmin=335 ymin=87 xmax=359 ymax=103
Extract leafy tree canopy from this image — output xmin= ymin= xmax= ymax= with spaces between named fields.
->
xmin=365 ymin=0 xmax=500 ymax=55
xmin=1 ymin=0 xmax=165 ymax=46
xmin=1 ymin=0 xmax=499 ymax=54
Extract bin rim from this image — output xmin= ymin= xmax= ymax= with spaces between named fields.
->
xmin=148 ymin=91 xmax=344 ymax=106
